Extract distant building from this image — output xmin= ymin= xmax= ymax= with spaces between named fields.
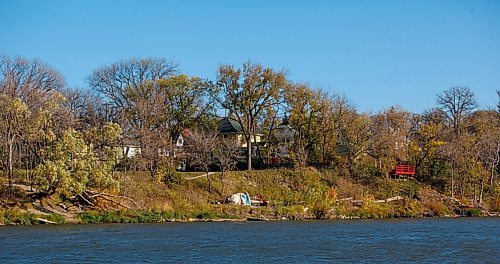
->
xmin=273 ymin=117 xmax=294 ymax=158
xmin=217 ymin=117 xmax=263 ymax=155
xmin=123 ymin=143 xmax=141 ymax=158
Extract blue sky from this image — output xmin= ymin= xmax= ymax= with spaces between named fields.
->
xmin=1 ymin=0 xmax=499 ymax=113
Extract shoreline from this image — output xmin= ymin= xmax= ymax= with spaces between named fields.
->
xmin=1 ymin=211 xmax=498 ymax=227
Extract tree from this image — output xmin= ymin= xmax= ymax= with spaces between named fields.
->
xmin=497 ymin=89 xmax=500 ymax=113
xmin=213 ymin=62 xmax=287 ymax=170
xmin=0 ymin=96 xmax=30 ymax=194
xmin=88 ymin=57 xmax=177 ymax=109
xmin=89 ymin=58 xmax=213 ymax=176
xmin=33 ymin=126 xmax=122 ymax=197
xmin=61 ymin=88 xmax=112 ymax=130
xmin=370 ymin=106 xmax=413 ymax=177
xmin=336 ymin=112 xmax=373 ymax=177
xmin=436 ymin=86 xmax=477 ymax=135
xmin=0 ymin=56 xmax=64 ymax=195
xmin=213 ymin=138 xmax=240 ymax=195
xmin=284 ymin=83 xmax=337 ymax=167
xmin=284 ymin=83 xmax=318 ymax=167
xmin=468 ymin=110 xmax=500 ymax=206
xmin=186 ymin=130 xmax=218 ymax=193
xmin=409 ymin=109 xmax=447 ymax=187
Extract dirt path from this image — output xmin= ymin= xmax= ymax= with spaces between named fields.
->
xmin=184 ymin=172 xmax=216 ymax=180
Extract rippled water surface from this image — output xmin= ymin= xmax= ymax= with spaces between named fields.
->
xmin=1 ymin=218 xmax=499 ymax=263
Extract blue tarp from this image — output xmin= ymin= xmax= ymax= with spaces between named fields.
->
xmin=241 ymin=192 xmax=251 ymax=206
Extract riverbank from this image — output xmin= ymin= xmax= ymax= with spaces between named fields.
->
xmin=2 ymin=208 xmax=497 ymax=226
xmin=1 ymin=168 xmax=498 ymax=225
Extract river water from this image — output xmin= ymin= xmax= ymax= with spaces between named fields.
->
xmin=0 ymin=218 xmax=498 ymax=263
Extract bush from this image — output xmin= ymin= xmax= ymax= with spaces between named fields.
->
xmin=465 ymin=208 xmax=481 ymax=217
xmin=0 ymin=208 xmax=65 ymax=225
xmin=276 ymin=205 xmax=306 ymax=220
xmin=78 ymin=209 xmax=192 ymax=224
xmin=154 ymin=162 xmax=184 ymax=187
xmin=193 ymin=211 xmax=217 ymax=220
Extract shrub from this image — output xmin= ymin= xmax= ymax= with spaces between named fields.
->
xmin=465 ymin=208 xmax=481 ymax=217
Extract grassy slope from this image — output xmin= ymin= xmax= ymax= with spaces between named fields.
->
xmin=0 ymin=168 xmax=485 ymax=225
xmin=112 ymin=168 xmax=458 ymax=221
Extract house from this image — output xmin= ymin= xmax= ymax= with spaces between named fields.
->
xmin=273 ymin=117 xmax=294 ymax=158
xmin=123 ymin=143 xmax=141 ymax=158
xmin=217 ymin=117 xmax=264 ymax=156
xmin=176 ymin=128 xmax=192 ymax=147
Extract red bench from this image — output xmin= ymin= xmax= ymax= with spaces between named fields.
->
xmin=394 ymin=164 xmax=416 ymax=176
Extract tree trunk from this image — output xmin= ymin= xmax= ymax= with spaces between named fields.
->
xmin=451 ymin=166 xmax=454 ymax=198
xmin=473 ymin=184 xmax=477 ymax=205
xmin=247 ymin=137 xmax=252 ymax=170
xmin=206 ymin=170 xmax=212 ymax=193
xmin=479 ymin=175 xmax=485 ymax=207
xmin=491 ymin=165 xmax=495 ymax=188
xmin=7 ymin=137 xmax=14 ymax=197
xmin=220 ymin=169 xmax=225 ymax=196
xmin=253 ymin=133 xmax=262 ymax=163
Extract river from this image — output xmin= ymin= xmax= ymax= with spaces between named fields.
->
xmin=1 ymin=218 xmax=499 ymax=263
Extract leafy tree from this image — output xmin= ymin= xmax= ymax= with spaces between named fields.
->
xmin=370 ymin=106 xmax=413 ymax=177
xmin=33 ymin=126 xmax=122 ymax=197
xmin=213 ymin=62 xmax=287 ymax=170
xmin=336 ymin=112 xmax=373 ymax=177
xmin=467 ymin=110 xmax=500 ymax=205
xmin=0 ymin=56 xmax=64 ymax=195
xmin=408 ymin=109 xmax=447 ymax=185
xmin=284 ymin=84 xmax=338 ymax=167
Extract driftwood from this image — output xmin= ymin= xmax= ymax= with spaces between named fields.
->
xmin=77 ymin=192 xmax=95 ymax=206
xmin=337 ymin=195 xmax=405 ymax=206
xmin=89 ymin=193 xmax=132 ymax=210
xmin=85 ymin=190 xmax=139 ymax=207
xmin=35 ymin=218 xmax=56 ymax=224
xmin=72 ymin=190 xmax=138 ymax=210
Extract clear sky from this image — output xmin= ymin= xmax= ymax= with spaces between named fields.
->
xmin=1 ymin=0 xmax=499 ymax=113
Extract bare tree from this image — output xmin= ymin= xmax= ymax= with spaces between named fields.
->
xmin=437 ymin=86 xmax=477 ymax=135
xmin=89 ymin=59 xmax=214 ymax=177
xmin=213 ymin=138 xmax=240 ymax=195
xmin=186 ymin=130 xmax=218 ymax=193
xmin=497 ymin=89 xmax=500 ymax=113
xmin=88 ymin=57 xmax=177 ymax=109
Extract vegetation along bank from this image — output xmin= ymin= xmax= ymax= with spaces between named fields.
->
xmin=0 ymin=56 xmax=498 ymax=225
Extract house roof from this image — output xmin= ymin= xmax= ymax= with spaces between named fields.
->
xmin=218 ymin=117 xmax=243 ymax=134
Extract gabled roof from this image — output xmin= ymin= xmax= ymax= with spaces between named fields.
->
xmin=218 ymin=117 xmax=243 ymax=134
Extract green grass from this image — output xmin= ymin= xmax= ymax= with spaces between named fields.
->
xmin=0 ymin=208 xmax=66 ymax=225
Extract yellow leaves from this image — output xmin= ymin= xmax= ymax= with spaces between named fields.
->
xmin=0 ymin=95 xmax=30 ymax=118
xmin=11 ymin=97 xmax=29 ymax=115
xmin=324 ymin=188 xmax=337 ymax=206
xmin=430 ymin=140 xmax=446 ymax=148
xmin=418 ymin=122 xmax=442 ymax=139
xmin=34 ymin=127 xmax=121 ymax=196
xmin=103 ymin=122 xmax=123 ymax=141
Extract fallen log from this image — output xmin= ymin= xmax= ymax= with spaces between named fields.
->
xmin=85 ymin=190 xmax=139 ymax=207
xmin=89 ymin=194 xmax=133 ymax=210
xmin=35 ymin=218 xmax=56 ymax=224
xmin=77 ymin=193 xmax=94 ymax=206
xmin=386 ymin=196 xmax=404 ymax=202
